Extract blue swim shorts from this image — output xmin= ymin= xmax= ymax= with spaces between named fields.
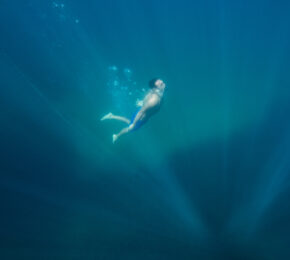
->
xmin=130 ymin=109 xmax=147 ymax=131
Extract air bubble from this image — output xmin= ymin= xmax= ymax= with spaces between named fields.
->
xmin=108 ymin=65 xmax=118 ymax=71
xmin=113 ymin=80 xmax=119 ymax=87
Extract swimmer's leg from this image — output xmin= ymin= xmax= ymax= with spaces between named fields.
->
xmin=101 ymin=112 xmax=130 ymax=124
xmin=113 ymin=124 xmax=134 ymax=144
xmin=112 ymin=109 xmax=146 ymax=143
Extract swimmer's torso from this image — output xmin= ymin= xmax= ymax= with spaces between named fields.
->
xmin=140 ymin=89 xmax=163 ymax=121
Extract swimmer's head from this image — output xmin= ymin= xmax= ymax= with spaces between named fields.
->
xmin=149 ymin=78 xmax=166 ymax=90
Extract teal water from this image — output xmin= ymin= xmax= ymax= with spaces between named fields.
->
xmin=1 ymin=0 xmax=290 ymax=259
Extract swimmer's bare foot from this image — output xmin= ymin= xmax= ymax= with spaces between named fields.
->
xmin=112 ymin=134 xmax=118 ymax=144
xmin=101 ymin=112 xmax=113 ymax=121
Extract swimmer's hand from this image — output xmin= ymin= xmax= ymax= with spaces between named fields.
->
xmin=136 ymin=99 xmax=143 ymax=107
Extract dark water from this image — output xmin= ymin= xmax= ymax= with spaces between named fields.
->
xmin=1 ymin=0 xmax=290 ymax=259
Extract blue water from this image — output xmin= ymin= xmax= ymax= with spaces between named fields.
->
xmin=1 ymin=0 xmax=290 ymax=259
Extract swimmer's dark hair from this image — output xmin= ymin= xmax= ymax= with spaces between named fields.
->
xmin=148 ymin=78 xmax=159 ymax=88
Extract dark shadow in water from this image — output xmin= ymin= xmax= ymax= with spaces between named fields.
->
xmin=1 ymin=95 xmax=290 ymax=260
xmin=165 ymin=97 xmax=290 ymax=259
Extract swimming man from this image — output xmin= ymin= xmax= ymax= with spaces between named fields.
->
xmin=101 ymin=78 xmax=166 ymax=143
